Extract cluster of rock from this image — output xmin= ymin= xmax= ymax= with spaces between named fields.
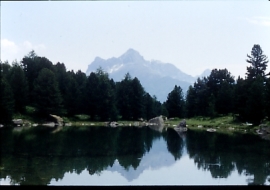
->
xmin=8 ymin=114 xmax=70 ymax=129
xmin=49 ymin=114 xmax=64 ymax=126
xmin=12 ymin=119 xmax=31 ymax=127
xmin=174 ymin=119 xmax=188 ymax=132
xmin=256 ymin=124 xmax=270 ymax=140
xmin=257 ymin=124 xmax=270 ymax=134
xmin=105 ymin=116 xmax=165 ymax=129
xmin=148 ymin=116 xmax=164 ymax=126
xmin=148 ymin=116 xmax=165 ymax=132
xmin=206 ymin=128 xmax=216 ymax=132
xmin=105 ymin=116 xmax=189 ymax=133
xmin=177 ymin=119 xmax=186 ymax=128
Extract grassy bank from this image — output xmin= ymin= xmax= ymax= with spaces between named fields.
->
xmin=165 ymin=115 xmax=268 ymax=135
xmin=10 ymin=107 xmax=269 ymax=135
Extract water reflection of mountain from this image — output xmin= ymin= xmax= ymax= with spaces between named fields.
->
xmin=1 ymin=126 xmax=270 ymax=185
xmin=107 ymin=137 xmax=177 ymax=181
xmin=186 ymin=130 xmax=270 ymax=185
xmin=0 ymin=126 xmax=184 ymax=185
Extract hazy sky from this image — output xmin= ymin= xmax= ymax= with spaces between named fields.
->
xmin=1 ymin=1 xmax=270 ymax=78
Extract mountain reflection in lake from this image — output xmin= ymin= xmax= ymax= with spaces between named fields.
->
xmin=0 ymin=126 xmax=270 ymax=185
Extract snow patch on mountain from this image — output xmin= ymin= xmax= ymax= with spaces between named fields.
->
xmin=108 ymin=64 xmax=124 ymax=73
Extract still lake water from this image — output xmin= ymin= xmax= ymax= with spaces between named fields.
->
xmin=0 ymin=125 xmax=270 ymax=185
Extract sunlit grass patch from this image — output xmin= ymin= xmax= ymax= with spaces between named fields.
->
xmin=73 ymin=114 xmax=90 ymax=121
xmin=164 ymin=115 xmax=258 ymax=135
xmin=26 ymin=106 xmax=36 ymax=114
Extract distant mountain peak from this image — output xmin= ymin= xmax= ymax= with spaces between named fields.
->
xmin=119 ymin=48 xmax=144 ymax=63
xmin=86 ymin=49 xmax=210 ymax=102
xmin=125 ymin=48 xmax=139 ymax=54
xmin=94 ymin=56 xmax=104 ymax=61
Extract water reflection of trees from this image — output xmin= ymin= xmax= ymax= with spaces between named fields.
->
xmin=2 ymin=127 xmax=269 ymax=185
xmin=186 ymin=130 xmax=270 ymax=185
xmin=165 ymin=128 xmax=184 ymax=160
xmin=1 ymin=126 xmax=176 ymax=185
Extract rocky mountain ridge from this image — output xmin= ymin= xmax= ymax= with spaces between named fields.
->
xmin=86 ymin=48 xmax=210 ymax=102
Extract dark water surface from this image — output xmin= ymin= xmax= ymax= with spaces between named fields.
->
xmin=0 ymin=126 xmax=270 ymax=185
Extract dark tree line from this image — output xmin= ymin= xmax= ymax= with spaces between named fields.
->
xmin=186 ymin=44 xmax=270 ymax=124
xmin=0 ymin=51 xmax=166 ymax=123
xmin=1 ymin=45 xmax=269 ymax=124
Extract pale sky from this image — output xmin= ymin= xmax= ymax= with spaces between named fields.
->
xmin=1 ymin=1 xmax=270 ymax=78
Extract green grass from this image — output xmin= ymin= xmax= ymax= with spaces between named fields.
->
xmin=11 ymin=106 xmax=267 ymax=136
xmin=26 ymin=106 xmax=36 ymax=114
xmin=165 ymin=115 xmax=260 ymax=135
xmin=73 ymin=114 xmax=91 ymax=121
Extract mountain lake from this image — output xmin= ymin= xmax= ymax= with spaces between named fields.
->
xmin=0 ymin=125 xmax=270 ymax=185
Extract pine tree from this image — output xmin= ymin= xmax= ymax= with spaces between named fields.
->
xmin=1 ymin=61 xmax=11 ymax=78
xmin=207 ymin=93 xmax=217 ymax=118
xmin=96 ymin=68 xmax=117 ymax=121
xmin=245 ymin=76 xmax=265 ymax=124
xmin=0 ymin=63 xmax=14 ymax=123
xmin=33 ymin=68 xmax=62 ymax=116
xmin=21 ymin=51 xmax=55 ymax=105
xmin=186 ymin=85 xmax=196 ymax=118
xmin=74 ymin=70 xmax=87 ymax=114
xmin=243 ymin=45 xmax=269 ymax=123
xmin=130 ymin=77 xmax=145 ymax=120
xmin=193 ymin=77 xmax=209 ymax=116
xmin=165 ymin=85 xmax=185 ymax=118
xmin=246 ymin=44 xmax=269 ymax=80
xmin=233 ymin=77 xmax=248 ymax=121
xmin=144 ymin=93 xmax=154 ymax=120
xmin=216 ymin=81 xmax=234 ymax=115
xmin=85 ymin=68 xmax=117 ymax=121
xmin=7 ymin=62 xmax=28 ymax=113
xmin=85 ymin=72 xmax=100 ymax=120
xmin=206 ymin=69 xmax=235 ymax=115
xmin=116 ymin=73 xmax=133 ymax=120
xmin=63 ymin=72 xmax=80 ymax=116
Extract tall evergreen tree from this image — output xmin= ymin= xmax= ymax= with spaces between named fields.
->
xmin=152 ymin=95 xmax=163 ymax=119
xmin=233 ymin=77 xmax=248 ymax=121
xmin=7 ymin=62 xmax=28 ymax=113
xmin=207 ymin=93 xmax=217 ymax=118
xmin=130 ymin=77 xmax=145 ymax=120
xmin=243 ymin=45 xmax=269 ymax=123
xmin=54 ymin=62 xmax=68 ymax=97
xmin=63 ymin=72 xmax=80 ymax=116
xmin=245 ymin=76 xmax=266 ymax=124
xmin=161 ymin=103 xmax=169 ymax=118
xmin=144 ymin=93 xmax=154 ymax=120
xmin=85 ymin=68 xmax=117 ymax=121
xmin=207 ymin=69 xmax=234 ymax=97
xmin=74 ymin=70 xmax=87 ymax=114
xmin=1 ymin=61 xmax=11 ymax=78
xmin=21 ymin=51 xmax=54 ymax=104
xmin=33 ymin=68 xmax=62 ymax=116
xmin=116 ymin=73 xmax=133 ymax=120
xmin=246 ymin=44 xmax=268 ymax=80
xmin=96 ymin=68 xmax=117 ymax=121
xmin=85 ymin=72 xmax=100 ymax=120
xmin=0 ymin=78 xmax=14 ymax=124
xmin=216 ymin=81 xmax=234 ymax=115
xmin=206 ymin=69 xmax=235 ymax=115
xmin=185 ymin=85 xmax=196 ymax=118
xmin=165 ymin=85 xmax=185 ymax=118
xmin=193 ymin=77 xmax=209 ymax=116
xmin=0 ymin=63 xmax=14 ymax=123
